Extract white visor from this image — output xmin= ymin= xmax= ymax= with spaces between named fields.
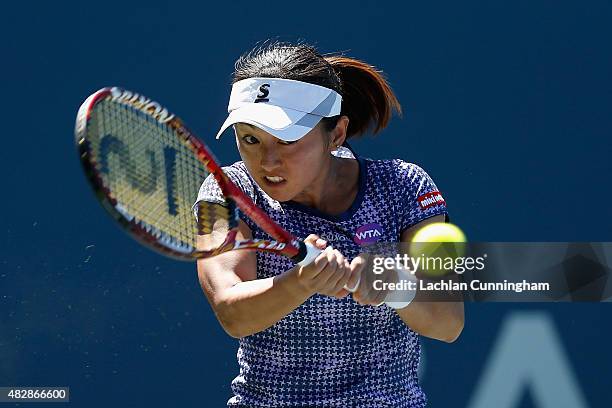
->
xmin=216 ymin=77 xmax=342 ymax=142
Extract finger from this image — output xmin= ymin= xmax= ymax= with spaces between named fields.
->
xmin=303 ymin=248 xmax=329 ymax=278
xmin=351 ymin=254 xmax=369 ymax=279
xmin=352 ymin=254 xmax=370 ymax=293
xmin=303 ymin=234 xmax=321 ymax=245
xmin=313 ymin=250 xmax=329 ymax=269
xmin=345 ymin=276 xmax=360 ymax=292
xmin=352 ymin=290 xmax=368 ymax=306
xmin=356 ymin=282 xmax=374 ymax=305
xmin=323 ymin=247 xmax=339 ymax=271
xmin=339 ymin=258 xmax=352 ymax=290
xmin=329 ymin=252 xmax=350 ymax=294
xmin=370 ymin=286 xmax=388 ymax=307
xmin=314 ymin=238 xmax=328 ymax=250
xmin=355 ymin=275 xmax=378 ymax=306
xmin=335 ymin=259 xmax=352 ymax=292
xmin=351 ymin=268 xmax=367 ymax=304
xmin=313 ymin=247 xmax=338 ymax=285
xmin=345 ymin=256 xmax=365 ymax=292
xmin=333 ymin=288 xmax=350 ymax=298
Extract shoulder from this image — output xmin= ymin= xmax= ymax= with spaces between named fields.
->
xmin=393 ymin=160 xmax=438 ymax=194
xmin=364 ymin=158 xmax=447 ymax=221
xmin=365 ymin=158 xmax=438 ymax=193
xmin=195 ymin=161 xmax=255 ymax=205
xmin=219 ymin=161 xmax=257 ymax=196
xmin=222 ymin=161 xmax=251 ymax=182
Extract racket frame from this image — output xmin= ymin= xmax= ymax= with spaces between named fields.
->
xmin=75 ymin=87 xmax=307 ymax=262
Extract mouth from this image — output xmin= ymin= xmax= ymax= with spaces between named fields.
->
xmin=262 ymin=175 xmax=287 ymax=187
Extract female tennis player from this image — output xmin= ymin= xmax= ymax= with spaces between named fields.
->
xmin=194 ymin=41 xmax=464 ymax=407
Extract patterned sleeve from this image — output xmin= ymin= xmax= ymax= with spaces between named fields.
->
xmin=394 ymin=160 xmax=449 ymax=232
xmin=191 ymin=163 xmax=256 ymax=219
xmin=194 ymin=173 xmax=226 ymax=207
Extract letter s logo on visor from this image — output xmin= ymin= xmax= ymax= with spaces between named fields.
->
xmin=254 ymin=84 xmax=270 ymax=103
xmin=417 ymin=191 xmax=446 ymax=210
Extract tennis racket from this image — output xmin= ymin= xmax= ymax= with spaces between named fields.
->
xmin=75 ymin=87 xmax=320 ymax=266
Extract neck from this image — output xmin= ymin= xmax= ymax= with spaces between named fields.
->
xmin=291 ymin=156 xmax=359 ymax=216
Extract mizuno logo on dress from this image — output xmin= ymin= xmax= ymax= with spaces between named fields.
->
xmin=417 ymin=191 xmax=445 ymax=210
xmin=254 ymin=84 xmax=270 ymax=103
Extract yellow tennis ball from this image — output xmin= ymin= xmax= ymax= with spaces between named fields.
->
xmin=409 ymin=222 xmax=467 ymax=277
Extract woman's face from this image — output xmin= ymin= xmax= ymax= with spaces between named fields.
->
xmin=234 ymin=122 xmax=331 ymax=202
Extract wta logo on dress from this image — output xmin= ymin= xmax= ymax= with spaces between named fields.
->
xmin=354 ymin=223 xmax=383 ymax=245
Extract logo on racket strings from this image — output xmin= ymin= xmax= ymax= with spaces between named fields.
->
xmin=110 ymin=87 xmax=175 ymax=124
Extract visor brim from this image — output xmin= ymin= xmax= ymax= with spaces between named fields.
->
xmin=216 ymin=103 xmax=323 ymax=142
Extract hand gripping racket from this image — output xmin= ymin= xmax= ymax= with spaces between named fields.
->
xmin=75 ymin=87 xmax=320 ymax=266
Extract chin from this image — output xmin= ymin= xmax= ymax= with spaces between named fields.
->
xmin=256 ymin=183 xmax=293 ymax=202
xmin=263 ymin=189 xmax=294 ymax=202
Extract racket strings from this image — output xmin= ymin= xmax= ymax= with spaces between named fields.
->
xmin=87 ymin=99 xmax=212 ymax=252
xmin=104 ymin=102 xmax=172 ymax=222
xmin=196 ymin=200 xmax=238 ymax=235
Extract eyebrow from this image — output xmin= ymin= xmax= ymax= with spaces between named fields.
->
xmin=235 ymin=123 xmax=259 ymax=135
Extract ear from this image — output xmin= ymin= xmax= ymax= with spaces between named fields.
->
xmin=329 ymin=116 xmax=350 ymax=151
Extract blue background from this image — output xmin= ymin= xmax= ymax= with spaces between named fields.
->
xmin=1 ymin=1 xmax=610 ymax=406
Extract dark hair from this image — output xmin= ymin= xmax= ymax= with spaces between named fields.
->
xmin=233 ymin=41 xmax=402 ymax=138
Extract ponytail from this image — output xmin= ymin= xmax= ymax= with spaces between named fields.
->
xmin=325 ymin=56 xmax=402 ymax=138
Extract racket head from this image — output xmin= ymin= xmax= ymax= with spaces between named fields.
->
xmin=75 ymin=87 xmax=302 ymax=261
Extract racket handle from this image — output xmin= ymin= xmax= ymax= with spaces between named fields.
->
xmin=296 ymin=242 xmax=322 ymax=267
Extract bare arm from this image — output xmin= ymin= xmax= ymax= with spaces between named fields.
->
xmin=394 ymin=214 xmax=465 ymax=343
xmin=196 ymin=219 xmax=353 ymax=338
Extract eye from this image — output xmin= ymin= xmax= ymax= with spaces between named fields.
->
xmin=242 ymin=135 xmax=259 ymax=145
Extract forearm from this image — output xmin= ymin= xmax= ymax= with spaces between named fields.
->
xmin=395 ymin=276 xmax=464 ymax=342
xmin=396 ymin=298 xmax=464 ymax=342
xmin=396 ymin=214 xmax=465 ymax=341
xmin=214 ymin=267 xmax=313 ymax=338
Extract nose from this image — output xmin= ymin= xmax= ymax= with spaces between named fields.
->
xmin=260 ymin=145 xmax=282 ymax=173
